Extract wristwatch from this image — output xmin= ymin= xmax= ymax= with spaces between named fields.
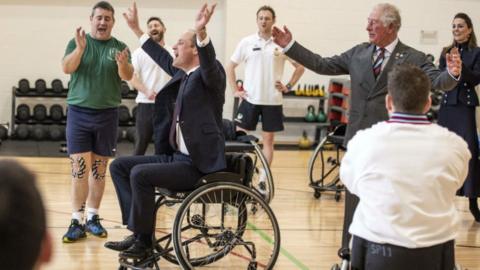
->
xmin=285 ymin=83 xmax=293 ymax=92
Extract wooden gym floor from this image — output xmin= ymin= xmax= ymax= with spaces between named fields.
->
xmin=6 ymin=150 xmax=480 ymax=270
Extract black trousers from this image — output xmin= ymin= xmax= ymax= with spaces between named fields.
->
xmin=133 ymin=103 xmax=156 ymax=155
xmin=351 ymin=236 xmax=455 ymax=270
xmin=109 ymin=153 xmax=203 ymax=234
xmin=342 ymin=189 xmax=359 ymax=248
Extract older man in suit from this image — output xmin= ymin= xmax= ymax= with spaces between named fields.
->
xmin=105 ymin=2 xmax=225 ymax=259
xmin=272 ymin=3 xmax=462 ymax=250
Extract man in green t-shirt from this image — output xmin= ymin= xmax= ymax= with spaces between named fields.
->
xmin=61 ymin=1 xmax=133 ymax=243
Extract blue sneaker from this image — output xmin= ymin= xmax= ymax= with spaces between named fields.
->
xmin=85 ymin=215 xmax=108 ymax=238
xmin=62 ymin=219 xmax=87 ymax=243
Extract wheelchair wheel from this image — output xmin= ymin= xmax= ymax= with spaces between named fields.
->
xmin=307 ymin=136 xmax=345 ymax=196
xmin=173 ymin=182 xmax=280 ymax=269
xmin=249 ymin=140 xmax=274 ymax=203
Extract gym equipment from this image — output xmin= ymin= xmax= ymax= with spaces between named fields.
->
xmin=305 ymin=105 xmax=316 ymax=122
xmin=0 ymin=125 xmax=8 ymax=140
xmin=16 ymin=104 xmax=31 ymax=121
xmin=299 ymin=130 xmax=312 ymax=149
xmin=131 ymin=106 xmax=137 ymax=122
xmin=51 ymin=79 xmax=64 ymax=93
xmin=118 ymin=105 xmax=131 ymax=123
xmin=126 ymin=126 xmax=136 ymax=142
xmin=15 ymin=124 xmax=29 ymax=140
xmin=49 ymin=104 xmax=64 ymax=122
xmin=317 ymin=108 xmax=327 ymax=122
xmin=118 ymin=106 xmax=130 ymax=123
xmin=308 ymin=124 xmax=346 ymax=201
xmin=18 ymin=78 xmax=30 ymax=94
xmin=33 ymin=104 xmax=47 ymax=122
xmin=121 ymin=81 xmax=130 ymax=97
xmin=35 ymin=79 xmax=47 ymax=94
xmin=116 ymin=153 xmax=280 ymax=270
xmin=31 ymin=124 xmax=47 ymax=141
xmin=48 ymin=125 xmax=65 ymax=141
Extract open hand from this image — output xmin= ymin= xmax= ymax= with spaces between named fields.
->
xmin=115 ymin=48 xmax=130 ymax=66
xmin=446 ymin=47 xmax=462 ymax=77
xmin=75 ymin=27 xmax=86 ymax=51
xmin=272 ymin=26 xmax=293 ymax=48
xmin=195 ymin=3 xmax=216 ymax=32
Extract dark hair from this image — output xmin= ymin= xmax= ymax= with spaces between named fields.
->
xmin=0 ymin=160 xmax=46 ymax=270
xmin=442 ymin=12 xmax=477 ymax=56
xmin=388 ymin=64 xmax=431 ymax=114
xmin=256 ymin=5 xmax=276 ymax=20
xmin=91 ymin=1 xmax=115 ymax=17
xmin=147 ymin=16 xmax=165 ymax=28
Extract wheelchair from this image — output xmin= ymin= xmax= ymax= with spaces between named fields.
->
xmin=307 ymin=124 xmax=346 ymax=201
xmin=117 ymin=153 xmax=281 ymax=270
xmin=223 ymin=119 xmax=275 ymax=204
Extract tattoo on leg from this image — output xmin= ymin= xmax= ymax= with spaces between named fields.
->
xmin=92 ymin=159 xmax=107 ymax=181
xmin=70 ymin=156 xmax=87 ymax=180
xmin=78 ymin=202 xmax=86 ymax=213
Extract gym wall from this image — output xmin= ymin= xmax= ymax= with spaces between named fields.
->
xmin=0 ymin=0 xmax=479 ymax=124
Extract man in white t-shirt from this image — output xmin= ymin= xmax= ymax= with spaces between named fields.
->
xmin=340 ymin=64 xmax=470 ymax=270
xmin=227 ymin=5 xmax=304 ymax=183
xmin=130 ymin=17 xmax=173 ymax=155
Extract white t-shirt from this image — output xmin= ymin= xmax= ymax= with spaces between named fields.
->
xmin=132 ymin=45 xmax=173 ymax=104
xmin=230 ymin=33 xmax=288 ymax=105
xmin=340 ymin=113 xmax=470 ymax=248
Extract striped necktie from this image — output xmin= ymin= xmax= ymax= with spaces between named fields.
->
xmin=373 ymin=47 xmax=385 ymax=79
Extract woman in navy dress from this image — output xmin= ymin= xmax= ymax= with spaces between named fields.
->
xmin=438 ymin=13 xmax=480 ymax=222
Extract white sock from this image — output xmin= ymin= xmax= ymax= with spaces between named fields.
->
xmin=86 ymin=208 xmax=99 ymax=221
xmin=72 ymin=211 xmax=83 ymax=222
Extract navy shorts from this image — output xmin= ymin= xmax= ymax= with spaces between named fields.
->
xmin=66 ymin=105 xmax=119 ymax=157
xmin=234 ymin=100 xmax=284 ymax=132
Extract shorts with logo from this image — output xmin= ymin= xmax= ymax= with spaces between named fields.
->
xmin=66 ymin=104 xmax=119 ymax=157
xmin=234 ymin=100 xmax=284 ymax=132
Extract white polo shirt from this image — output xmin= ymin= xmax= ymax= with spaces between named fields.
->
xmin=340 ymin=113 xmax=470 ymax=248
xmin=230 ymin=33 xmax=288 ymax=105
xmin=132 ymin=45 xmax=174 ymax=104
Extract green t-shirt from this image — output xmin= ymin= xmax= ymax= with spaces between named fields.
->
xmin=64 ymin=34 xmax=131 ymax=109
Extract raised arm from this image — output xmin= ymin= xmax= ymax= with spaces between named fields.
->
xmin=62 ymin=27 xmax=86 ymax=74
xmin=194 ymin=3 xmax=225 ymax=91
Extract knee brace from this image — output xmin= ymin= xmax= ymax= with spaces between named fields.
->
xmin=70 ymin=156 xmax=87 ymax=180
xmin=92 ymin=159 xmax=108 ymax=181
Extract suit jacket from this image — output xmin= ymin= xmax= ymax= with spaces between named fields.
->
xmin=439 ymin=45 xmax=480 ymax=106
xmin=286 ymin=41 xmax=458 ymax=143
xmin=142 ymin=38 xmax=227 ymax=174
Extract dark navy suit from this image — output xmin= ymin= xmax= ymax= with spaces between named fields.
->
xmin=109 ymin=36 xmax=226 ymax=234
xmin=438 ymin=44 xmax=480 ymax=198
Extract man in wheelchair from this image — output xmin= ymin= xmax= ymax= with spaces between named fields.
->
xmin=340 ymin=64 xmax=470 ymax=270
xmin=105 ymin=2 xmax=226 ymax=259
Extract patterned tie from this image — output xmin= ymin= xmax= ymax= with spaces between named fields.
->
xmin=169 ymin=74 xmax=189 ymax=150
xmin=373 ymin=47 xmax=385 ymax=79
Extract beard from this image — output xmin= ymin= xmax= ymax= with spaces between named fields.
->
xmin=150 ymin=30 xmax=164 ymax=43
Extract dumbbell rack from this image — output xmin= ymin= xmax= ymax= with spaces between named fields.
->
xmin=10 ymin=80 xmax=138 ymax=143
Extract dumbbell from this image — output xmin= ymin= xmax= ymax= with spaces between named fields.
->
xmin=33 ymin=104 xmax=47 ymax=122
xmin=131 ymin=106 xmax=137 ymax=122
xmin=35 ymin=79 xmax=47 ymax=94
xmin=30 ymin=124 xmax=47 ymax=141
xmin=16 ymin=104 xmax=31 ymax=121
xmin=48 ymin=125 xmax=65 ymax=141
xmin=0 ymin=125 xmax=8 ymax=140
xmin=15 ymin=124 xmax=29 ymax=140
xmin=18 ymin=78 xmax=30 ymax=94
xmin=49 ymin=104 xmax=64 ymax=122
xmin=121 ymin=81 xmax=131 ymax=97
xmin=126 ymin=127 xmax=136 ymax=142
xmin=118 ymin=105 xmax=131 ymax=123
xmin=51 ymin=79 xmax=64 ymax=94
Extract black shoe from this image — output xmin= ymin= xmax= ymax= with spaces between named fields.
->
xmin=104 ymin=234 xmax=136 ymax=251
xmin=119 ymin=240 xmax=152 ymax=259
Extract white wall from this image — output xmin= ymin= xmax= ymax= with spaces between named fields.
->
xmin=1 ymin=0 xmax=479 ymax=124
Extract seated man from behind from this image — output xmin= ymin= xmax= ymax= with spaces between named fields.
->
xmin=0 ymin=160 xmax=52 ymax=270
xmin=340 ymin=64 xmax=470 ymax=270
